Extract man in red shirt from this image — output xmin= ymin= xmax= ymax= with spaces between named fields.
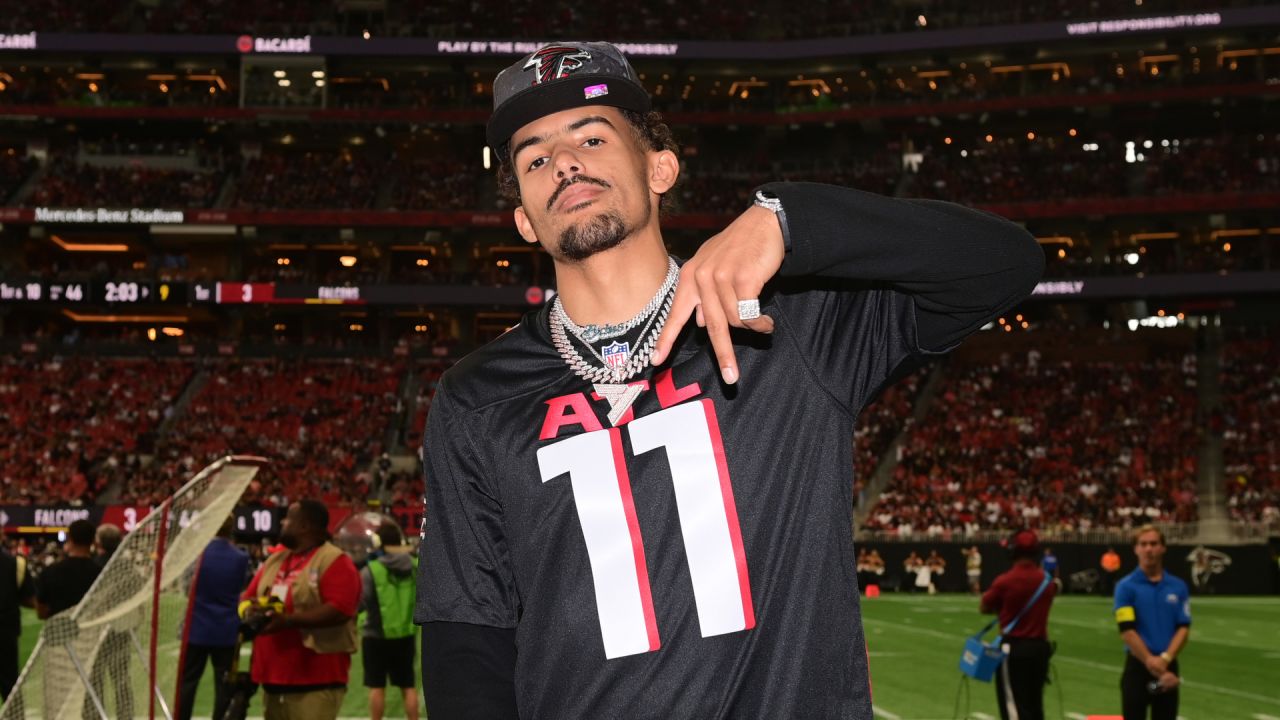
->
xmin=242 ymin=500 xmax=361 ymax=720
xmin=981 ymin=529 xmax=1057 ymax=720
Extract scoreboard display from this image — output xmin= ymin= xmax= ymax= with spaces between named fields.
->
xmin=0 ymin=280 xmax=193 ymax=304
xmin=0 ymin=279 xmax=549 ymax=306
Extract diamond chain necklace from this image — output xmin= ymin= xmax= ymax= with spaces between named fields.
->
xmin=554 ymin=257 xmax=679 ymax=343
xmin=550 ymin=257 xmax=678 ymax=384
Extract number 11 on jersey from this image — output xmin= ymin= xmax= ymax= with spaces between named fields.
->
xmin=538 ymin=399 xmax=755 ymax=660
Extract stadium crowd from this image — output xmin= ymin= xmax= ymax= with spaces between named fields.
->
xmin=863 ymin=349 xmax=1202 ymax=536
xmin=0 ymin=357 xmax=191 ymax=504
xmin=1221 ymin=337 xmax=1280 ymax=527
xmin=117 ymin=359 xmax=405 ymax=508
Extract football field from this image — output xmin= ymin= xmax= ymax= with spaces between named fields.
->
xmin=17 ymin=596 xmax=1280 ymax=718
xmin=862 ymin=594 xmax=1280 ymax=720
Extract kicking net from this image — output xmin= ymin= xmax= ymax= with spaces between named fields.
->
xmin=1 ymin=455 xmax=265 ymax=720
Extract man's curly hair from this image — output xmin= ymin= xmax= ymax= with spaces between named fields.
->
xmin=494 ymin=109 xmax=680 ymax=213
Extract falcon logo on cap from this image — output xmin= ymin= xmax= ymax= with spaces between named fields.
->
xmin=523 ymin=45 xmax=591 ymax=85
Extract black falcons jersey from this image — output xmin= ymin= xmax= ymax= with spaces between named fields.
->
xmin=415 ymin=182 xmax=1044 ymax=719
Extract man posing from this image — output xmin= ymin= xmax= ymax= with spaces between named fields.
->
xmin=416 ymin=41 xmax=1043 ymax=719
xmin=242 ymin=500 xmax=360 ymax=720
xmin=1114 ymin=525 xmax=1190 ymax=720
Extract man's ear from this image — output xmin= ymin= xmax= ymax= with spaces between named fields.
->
xmin=648 ymin=149 xmax=679 ymax=196
xmin=514 ymin=206 xmax=540 ymax=245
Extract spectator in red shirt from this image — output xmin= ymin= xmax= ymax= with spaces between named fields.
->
xmin=981 ymin=529 xmax=1058 ymax=720
xmin=241 ymin=500 xmax=361 ymax=720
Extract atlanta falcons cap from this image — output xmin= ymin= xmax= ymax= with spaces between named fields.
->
xmin=487 ymin=41 xmax=651 ymax=150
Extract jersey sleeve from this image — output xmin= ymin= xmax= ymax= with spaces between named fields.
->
xmin=1113 ymin=579 xmax=1137 ymax=632
xmin=415 ymin=386 xmax=520 ymax=628
xmin=761 ymin=181 xmax=1043 ymax=412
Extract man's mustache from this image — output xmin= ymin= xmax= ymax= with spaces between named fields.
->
xmin=548 ymin=175 xmax=611 ymax=211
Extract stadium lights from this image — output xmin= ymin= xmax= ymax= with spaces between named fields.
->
xmin=483 ymin=145 xmax=492 ymax=170
xmin=315 ymin=80 xmax=325 ymax=88
xmin=362 ymin=29 xmax=371 ymax=40
xmin=162 ymin=327 xmax=184 ymax=337
xmin=415 ymin=325 xmax=429 ymax=332
xmin=273 ymin=70 xmax=286 ymax=78
xmin=1069 ymin=128 xmax=1078 ymax=137
xmin=416 ymin=258 xmax=430 ymax=267
xmin=1058 ymin=249 xmax=1067 ymax=259
xmin=50 ymin=234 xmax=128 ymax=252
xmin=1125 ymin=253 xmax=1140 ymax=265
xmin=339 ymin=255 xmax=358 ymax=267
xmin=1035 ymin=236 xmax=1074 ymax=246
xmin=312 ymin=70 xmax=325 ymax=78
xmin=62 ymin=310 xmax=188 ymax=323
xmin=1209 ymin=228 xmax=1261 ymax=240
xmin=278 ymin=79 xmax=291 ymax=87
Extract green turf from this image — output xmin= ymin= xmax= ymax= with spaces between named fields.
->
xmin=861 ymin=593 xmax=1280 ymax=719
xmin=18 ymin=596 xmax=1280 ymax=718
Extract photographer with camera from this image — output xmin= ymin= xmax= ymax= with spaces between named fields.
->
xmin=240 ymin=500 xmax=361 ymax=720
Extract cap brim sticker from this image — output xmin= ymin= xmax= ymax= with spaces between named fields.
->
xmin=584 ymin=83 xmax=609 ymax=99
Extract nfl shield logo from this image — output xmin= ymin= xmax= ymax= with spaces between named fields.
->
xmin=601 ymin=341 xmax=630 ymax=370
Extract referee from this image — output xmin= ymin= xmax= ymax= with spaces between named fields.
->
xmin=1113 ymin=525 xmax=1190 ymax=720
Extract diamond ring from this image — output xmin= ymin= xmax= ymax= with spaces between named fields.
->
xmin=737 ymin=299 xmax=761 ymax=321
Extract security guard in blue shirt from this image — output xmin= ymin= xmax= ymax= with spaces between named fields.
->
xmin=1113 ymin=524 xmax=1190 ymax=720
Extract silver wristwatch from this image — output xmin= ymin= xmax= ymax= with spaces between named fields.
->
xmin=753 ymin=189 xmax=783 ymax=214
xmin=752 ymin=189 xmax=791 ymax=252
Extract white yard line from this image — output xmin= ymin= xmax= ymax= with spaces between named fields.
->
xmin=871 ymin=704 xmax=902 ymax=720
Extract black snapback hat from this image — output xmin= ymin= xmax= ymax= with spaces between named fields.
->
xmin=487 ymin=41 xmax=651 ymax=150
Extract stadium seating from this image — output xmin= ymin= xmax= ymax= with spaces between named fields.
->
xmin=118 ymin=358 xmax=405 ymax=507
xmin=1221 ymin=337 xmax=1280 ymax=527
xmin=0 ymin=356 xmax=191 ymax=504
xmin=863 ymin=348 xmax=1201 ymax=536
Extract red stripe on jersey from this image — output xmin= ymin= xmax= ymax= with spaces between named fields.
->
xmin=610 ymin=428 xmax=661 ymax=651
xmin=700 ymin=399 xmax=755 ymax=629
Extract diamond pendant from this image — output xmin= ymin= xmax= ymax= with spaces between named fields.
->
xmin=594 ymin=383 xmax=645 ymax=426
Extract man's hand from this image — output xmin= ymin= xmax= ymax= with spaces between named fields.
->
xmin=1144 ymin=654 xmax=1169 ymax=676
xmin=651 ymin=205 xmax=786 ymax=384
xmin=258 ymin=612 xmax=290 ymax=635
xmin=1155 ymin=671 xmax=1180 ymax=691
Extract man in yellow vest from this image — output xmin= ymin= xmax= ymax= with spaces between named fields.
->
xmin=359 ymin=520 xmax=419 ymax=720
xmin=241 ymin=500 xmax=361 ymax=720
